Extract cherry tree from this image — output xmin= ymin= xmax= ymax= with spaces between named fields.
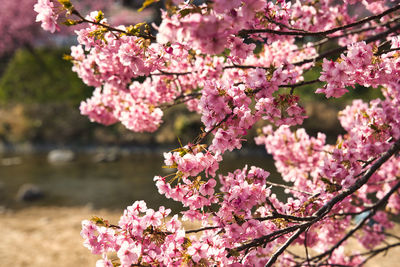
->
xmin=35 ymin=0 xmax=400 ymax=266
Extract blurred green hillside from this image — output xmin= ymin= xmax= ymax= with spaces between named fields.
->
xmin=0 ymin=48 xmax=92 ymax=104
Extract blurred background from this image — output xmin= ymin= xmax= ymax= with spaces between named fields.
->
xmin=0 ymin=0 xmax=390 ymax=266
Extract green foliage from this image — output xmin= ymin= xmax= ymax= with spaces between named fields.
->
xmin=0 ymin=47 xmax=92 ymax=104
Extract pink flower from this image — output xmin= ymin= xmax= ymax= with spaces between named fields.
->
xmin=117 ymin=241 xmax=141 ymax=267
xmin=166 ymin=215 xmax=181 ymax=232
xmin=34 ymin=0 xmax=59 ymax=33
xmin=96 ymin=256 xmax=113 ymax=267
xmin=127 ymin=200 xmax=147 ymax=215
xmin=143 ymin=209 xmax=163 ymax=226
xmin=155 ymin=176 xmax=172 ymax=198
xmin=163 ymin=152 xmax=176 ymax=166
xmin=200 ymin=179 xmax=217 ymax=196
xmin=187 ymin=242 xmax=208 ymax=263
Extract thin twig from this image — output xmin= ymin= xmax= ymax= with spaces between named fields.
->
xmin=307 ymin=180 xmax=400 ymax=264
xmin=266 ymin=226 xmax=308 ymax=267
xmin=152 ymin=70 xmax=193 ymax=76
xmin=355 ymin=242 xmax=400 ymax=266
xmin=239 ymin=5 xmax=400 ymax=38
xmin=194 ymin=112 xmax=233 ymax=145
xmin=232 ymin=139 xmax=400 ymax=263
xmin=265 ymin=181 xmax=313 ymax=195
xmin=295 ymin=15 xmax=400 ymax=51
xmin=293 ymin=22 xmax=400 ymax=66
xmin=186 ymin=225 xmax=219 ymax=234
xmin=72 ymin=9 xmax=156 ymax=41
xmin=304 ymin=227 xmax=311 ymax=267
xmin=278 ymin=79 xmax=322 ymax=89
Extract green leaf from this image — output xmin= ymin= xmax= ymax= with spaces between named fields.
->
xmin=369 ymin=124 xmax=379 ymax=131
xmin=228 ymin=248 xmax=240 ymax=257
xmin=179 ymin=7 xmax=202 ymax=18
xmin=138 ymin=0 xmax=160 ymax=12
xmin=62 ymin=19 xmax=78 ymax=26
xmin=62 ymin=54 xmax=73 ymax=61
xmin=90 ymin=216 xmax=109 ymax=227
xmin=57 ymin=0 xmax=73 ymax=10
xmin=95 ymin=10 xmax=104 ymax=22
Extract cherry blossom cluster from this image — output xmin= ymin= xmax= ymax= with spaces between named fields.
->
xmin=317 ymin=41 xmax=400 ymax=98
xmin=33 ymin=0 xmax=400 ymax=266
xmin=154 ymin=144 xmax=221 ymax=209
xmin=34 ymin=0 xmax=60 ymax=33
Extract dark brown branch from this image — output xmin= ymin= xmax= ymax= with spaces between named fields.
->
xmin=266 ymin=18 xmax=308 ymax=33
xmin=355 ymin=242 xmax=400 ymax=266
xmin=304 ymin=227 xmax=311 ymax=267
xmin=314 ymin=138 xmax=400 ymax=219
xmin=229 ymin=222 xmax=310 ymax=256
xmin=266 ymin=226 xmax=309 ymax=267
xmin=72 ymin=9 xmax=156 ymax=41
xmin=377 ymin=47 xmax=400 ymax=55
xmin=223 ymin=64 xmax=269 ymax=70
xmin=194 ymin=112 xmax=233 ymax=145
xmin=233 ymin=138 xmax=400 ymax=264
xmin=258 ymin=214 xmax=317 ymax=222
xmin=239 ymin=4 xmax=400 ymax=38
xmin=226 ymin=23 xmax=400 ymax=72
xmin=160 ymin=92 xmax=201 ymax=109
xmin=364 ymin=229 xmax=400 ymax=242
xmin=278 ymin=79 xmax=322 ymax=89
xmin=152 ymin=70 xmax=193 ymax=76
xmin=357 ymin=242 xmax=400 ymax=256
xmin=300 ymin=15 xmax=400 ymax=51
xmin=185 ymin=213 xmax=316 ymax=234
xmin=265 ymin=197 xmax=279 ymax=214
xmin=293 ymin=22 xmax=400 ymax=66
xmin=186 ymin=226 xmax=219 ymax=234
xmin=306 ymin=180 xmax=400 ymax=264
xmin=265 ymin=180 xmax=314 ymax=195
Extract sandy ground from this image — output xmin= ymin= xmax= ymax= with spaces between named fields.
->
xmin=1 ymin=206 xmax=400 ymax=267
xmin=0 ymin=206 xmax=121 ymax=267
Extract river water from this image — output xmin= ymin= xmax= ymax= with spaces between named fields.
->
xmin=0 ymin=148 xmax=281 ymax=212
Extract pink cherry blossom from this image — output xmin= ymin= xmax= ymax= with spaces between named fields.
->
xmin=34 ymin=0 xmax=59 ymax=33
xmin=33 ymin=0 xmax=400 ymax=266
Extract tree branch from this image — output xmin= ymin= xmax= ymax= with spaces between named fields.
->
xmin=71 ymin=9 xmax=156 ymax=41
xmin=306 ymin=180 xmax=400 ymax=265
xmin=293 ymin=22 xmax=400 ymax=66
xmin=239 ymin=5 xmax=400 ymax=38
xmin=231 ymin=138 xmax=400 ymax=264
